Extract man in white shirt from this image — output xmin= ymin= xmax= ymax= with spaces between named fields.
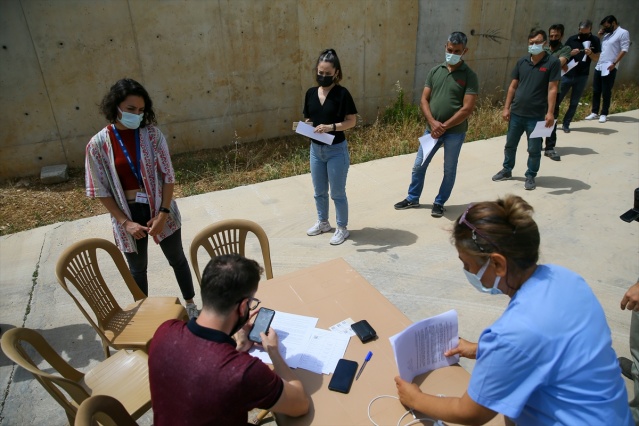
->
xmin=585 ymin=15 xmax=630 ymax=123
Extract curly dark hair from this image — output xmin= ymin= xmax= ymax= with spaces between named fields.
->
xmin=99 ymin=78 xmax=156 ymax=127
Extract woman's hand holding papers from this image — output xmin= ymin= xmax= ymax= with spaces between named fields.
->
xmin=444 ymin=338 xmax=478 ymax=359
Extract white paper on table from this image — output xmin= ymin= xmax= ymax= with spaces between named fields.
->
xmin=529 ymin=119 xmax=557 ymax=138
xmin=389 ymin=309 xmax=459 ymax=382
xmin=418 ymin=134 xmax=438 ymax=166
xmin=294 ymin=121 xmax=335 ymax=145
xmin=329 ymin=318 xmax=356 ymax=336
xmin=562 ymin=59 xmax=578 ymax=75
xmin=600 ymin=62 xmax=612 ymax=77
xmin=296 ymin=328 xmax=351 ymax=374
xmin=248 ymin=311 xmax=318 ymax=366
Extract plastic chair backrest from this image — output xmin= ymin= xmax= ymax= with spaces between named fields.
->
xmin=75 ymin=395 xmax=138 ymax=426
xmin=1 ymin=328 xmax=89 ymax=423
xmin=55 ymin=238 xmax=146 ymax=346
xmin=189 ymin=219 xmax=273 ymax=285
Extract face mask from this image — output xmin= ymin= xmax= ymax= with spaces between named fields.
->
xmin=445 ymin=52 xmax=463 ymax=66
xmin=578 ymin=33 xmax=591 ymax=41
xmin=117 ymin=107 xmax=144 ymax=129
xmin=463 ymin=259 xmax=503 ymax=295
xmin=229 ymin=302 xmax=251 ymax=336
xmin=316 ymin=74 xmax=334 ymax=87
xmin=603 ymin=26 xmax=613 ymax=34
xmin=528 ymin=43 xmax=545 ymax=55
xmin=549 ymin=39 xmax=560 ymax=48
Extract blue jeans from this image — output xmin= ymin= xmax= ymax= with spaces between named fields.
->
xmin=559 ymin=73 xmax=589 ymax=126
xmin=407 ymin=130 xmax=465 ymax=205
xmin=592 ymin=68 xmax=617 ymax=116
xmin=310 ymin=141 xmax=350 ymax=228
xmin=124 ymin=202 xmax=195 ymax=300
xmin=503 ymin=113 xmax=543 ymax=178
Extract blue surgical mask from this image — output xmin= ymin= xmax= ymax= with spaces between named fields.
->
xmin=528 ymin=43 xmax=545 ymax=55
xmin=117 ymin=107 xmax=144 ymax=129
xmin=445 ymin=52 xmax=463 ymax=66
xmin=463 ymin=259 xmax=503 ymax=295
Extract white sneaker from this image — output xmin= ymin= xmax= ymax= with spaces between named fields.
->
xmin=307 ymin=220 xmax=332 ymax=236
xmin=598 ymin=115 xmax=607 ymax=123
xmin=585 ymin=112 xmax=599 ymax=120
xmin=330 ymin=227 xmax=349 ymax=245
xmin=186 ymin=303 xmax=199 ymax=320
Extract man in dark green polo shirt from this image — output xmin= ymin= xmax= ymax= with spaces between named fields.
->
xmin=394 ymin=31 xmax=478 ymax=217
xmin=492 ymin=28 xmax=561 ymax=190
xmin=544 ymin=23 xmax=571 ymax=161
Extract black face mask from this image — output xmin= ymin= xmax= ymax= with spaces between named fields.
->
xmin=316 ymin=74 xmax=334 ymax=87
xmin=549 ymin=39 xmax=560 ymax=47
xmin=578 ymin=33 xmax=591 ymax=41
xmin=229 ymin=303 xmax=250 ymax=337
xmin=603 ymin=26 xmax=613 ymax=34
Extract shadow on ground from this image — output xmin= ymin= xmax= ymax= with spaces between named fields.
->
xmin=558 ymin=147 xmax=599 ymax=156
xmin=349 ymin=228 xmax=418 ymax=253
xmin=571 ymin=127 xmax=618 ymax=135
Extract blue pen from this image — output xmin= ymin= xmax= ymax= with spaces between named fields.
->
xmin=355 ymin=351 xmax=373 ymax=380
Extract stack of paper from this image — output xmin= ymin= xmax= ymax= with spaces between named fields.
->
xmin=389 ymin=309 xmax=459 ymax=382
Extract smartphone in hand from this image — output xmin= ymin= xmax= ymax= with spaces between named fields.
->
xmin=248 ymin=308 xmax=276 ymax=343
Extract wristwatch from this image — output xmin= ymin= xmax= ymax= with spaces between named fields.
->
xmin=158 ymin=207 xmax=170 ymax=214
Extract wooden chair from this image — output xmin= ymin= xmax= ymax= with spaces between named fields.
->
xmin=189 ymin=219 xmax=273 ymax=285
xmin=1 ymin=328 xmax=150 ymax=425
xmin=55 ymin=238 xmax=188 ymax=358
xmin=75 ymin=395 xmax=138 ymax=426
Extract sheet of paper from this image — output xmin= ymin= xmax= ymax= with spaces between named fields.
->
xmin=389 ymin=309 xmax=459 ymax=382
xmin=295 ymin=121 xmax=335 ymax=145
xmin=562 ymin=59 xmax=578 ymax=75
xmin=418 ymin=133 xmax=438 ymax=166
xmin=600 ymin=62 xmax=612 ymax=77
xmin=529 ymin=119 xmax=557 ymax=138
xmin=248 ymin=311 xmax=318 ymax=366
xmin=329 ymin=318 xmax=356 ymax=336
xmin=296 ymin=328 xmax=351 ymax=374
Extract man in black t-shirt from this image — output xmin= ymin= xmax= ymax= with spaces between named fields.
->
xmin=558 ymin=20 xmax=601 ymax=132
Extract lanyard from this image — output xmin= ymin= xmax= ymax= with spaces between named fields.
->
xmin=112 ymin=124 xmax=143 ymax=189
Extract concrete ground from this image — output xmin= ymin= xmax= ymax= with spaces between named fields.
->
xmin=1 ymin=110 xmax=638 ymax=425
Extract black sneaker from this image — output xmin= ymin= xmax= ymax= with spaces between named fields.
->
xmin=544 ymin=149 xmax=561 ymax=161
xmin=431 ymin=203 xmax=445 ymax=217
xmin=524 ymin=176 xmax=536 ymax=190
xmin=492 ymin=169 xmax=512 ymax=181
xmin=619 ymin=357 xmax=634 ymax=380
xmin=562 ymin=125 xmax=571 ymax=133
xmin=394 ymin=199 xmax=419 ymax=210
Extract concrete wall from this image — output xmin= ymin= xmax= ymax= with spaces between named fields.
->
xmin=414 ymin=0 xmax=638 ymax=102
xmin=1 ymin=0 xmax=636 ymax=180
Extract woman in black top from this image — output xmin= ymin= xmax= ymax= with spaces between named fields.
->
xmin=302 ymin=49 xmax=358 ymax=245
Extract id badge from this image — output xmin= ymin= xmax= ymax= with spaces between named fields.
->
xmin=135 ymin=192 xmax=149 ymax=204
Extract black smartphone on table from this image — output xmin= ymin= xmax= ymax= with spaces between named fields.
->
xmin=248 ymin=308 xmax=276 ymax=343
xmin=328 ymin=358 xmax=358 ymax=394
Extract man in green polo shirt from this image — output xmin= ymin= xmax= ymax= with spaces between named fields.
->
xmin=544 ymin=23 xmax=571 ymax=161
xmin=394 ymin=31 xmax=478 ymax=217
xmin=492 ymin=28 xmax=561 ymax=190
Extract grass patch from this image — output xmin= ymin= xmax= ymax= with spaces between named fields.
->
xmin=1 ymin=83 xmax=637 ymax=235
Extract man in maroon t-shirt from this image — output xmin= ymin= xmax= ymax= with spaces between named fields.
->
xmin=149 ymin=254 xmax=309 ymax=425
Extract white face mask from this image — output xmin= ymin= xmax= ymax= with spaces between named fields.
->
xmin=528 ymin=43 xmax=545 ymax=55
xmin=463 ymin=259 xmax=503 ymax=295
xmin=117 ymin=107 xmax=144 ymax=129
xmin=445 ymin=52 xmax=463 ymax=65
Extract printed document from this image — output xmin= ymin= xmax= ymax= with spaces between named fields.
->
xmin=295 ymin=121 xmax=335 ymax=145
xmin=418 ymin=133 xmax=438 ymax=165
xmin=562 ymin=59 xmax=578 ymax=76
xmin=529 ymin=119 xmax=557 ymax=138
xmin=389 ymin=309 xmax=459 ymax=382
xmin=249 ymin=311 xmax=351 ymax=374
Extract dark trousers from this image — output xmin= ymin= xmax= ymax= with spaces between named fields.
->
xmin=592 ymin=68 xmax=617 ymax=116
xmin=544 ymin=93 xmax=562 ymax=151
xmin=559 ymin=73 xmax=589 ymax=126
xmin=123 ymin=202 xmax=195 ymax=300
